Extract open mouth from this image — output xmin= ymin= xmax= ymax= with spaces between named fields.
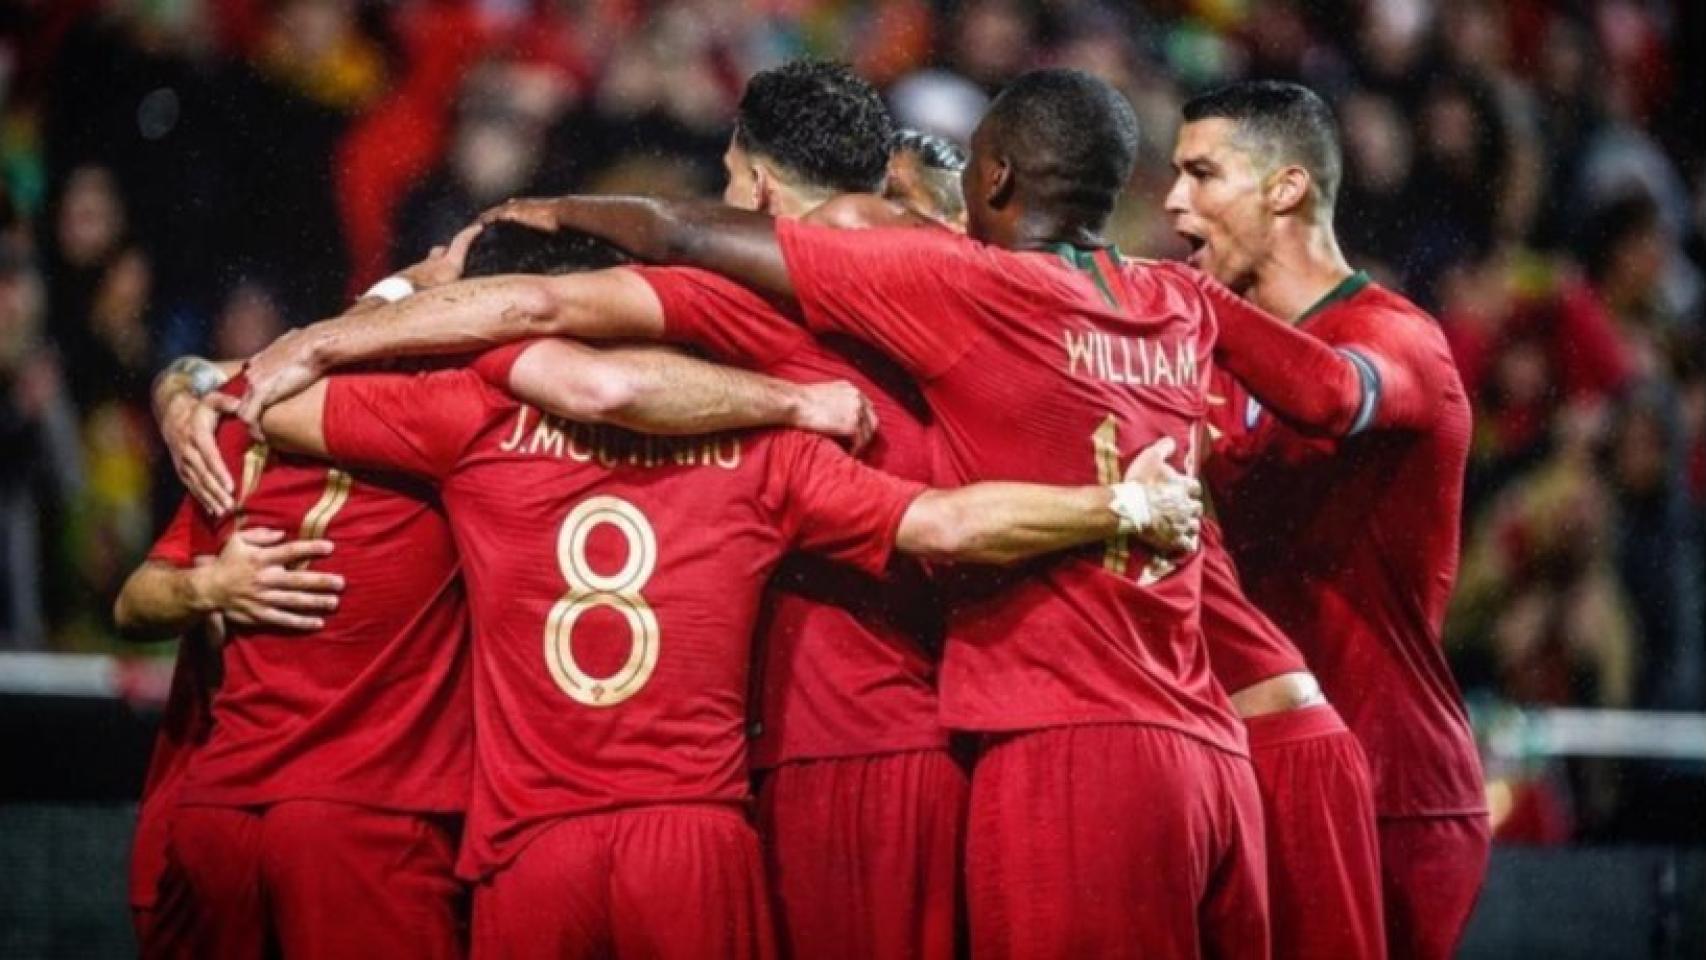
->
xmin=1178 ymin=230 xmax=1208 ymax=266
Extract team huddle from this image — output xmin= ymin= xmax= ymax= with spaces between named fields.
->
xmin=114 ymin=60 xmax=1489 ymax=960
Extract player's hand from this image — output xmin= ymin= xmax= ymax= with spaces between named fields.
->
xmin=162 ymin=389 xmax=240 ymax=516
xmin=198 ymin=527 xmax=343 ymax=633
xmin=480 ymin=197 xmax=565 ymax=233
xmin=1116 ymin=437 xmax=1203 ymax=556
xmin=794 ymin=380 xmax=879 ymax=456
xmin=236 ymin=326 xmax=322 ymax=441
xmin=396 ymin=223 xmax=483 ymax=291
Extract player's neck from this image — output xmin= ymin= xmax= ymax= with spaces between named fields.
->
xmin=1249 ymin=223 xmax=1355 ymax=324
xmin=1010 ymin=208 xmax=1105 ymax=254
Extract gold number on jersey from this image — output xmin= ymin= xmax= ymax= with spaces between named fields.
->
xmin=1092 ymin=415 xmax=1131 ymax=573
xmin=544 ymin=495 xmax=661 ymax=708
xmin=1092 ymin=415 xmax=1195 ymax=584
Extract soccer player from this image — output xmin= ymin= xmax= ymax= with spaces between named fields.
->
xmin=114 ymin=507 xmax=341 ymax=956
xmin=1166 ymin=81 xmax=1488 ymax=959
xmin=252 ymin=69 xmax=1266 ymax=958
xmin=219 ymin=326 xmax=1199 ymax=959
xmin=1197 ymin=515 xmax=1386 ymax=959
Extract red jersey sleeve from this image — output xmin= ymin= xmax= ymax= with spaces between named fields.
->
xmin=767 ymin=432 xmax=926 ymax=576
xmin=146 ymin=498 xmax=197 ymax=568
xmin=468 ymin=341 xmax=536 ymax=388
xmin=322 ymin=368 xmax=491 ymax=479
xmin=634 ymin=266 xmax=807 ymax=368
xmin=1204 ymin=276 xmax=1433 ymax=436
xmin=775 ymin=219 xmax=984 ymax=380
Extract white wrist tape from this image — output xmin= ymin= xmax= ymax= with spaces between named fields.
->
xmin=361 ymin=275 xmax=415 ymax=304
xmin=1108 ymin=482 xmax=1153 ymax=534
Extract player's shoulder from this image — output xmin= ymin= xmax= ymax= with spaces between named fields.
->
xmin=1332 ymin=283 xmax=1450 ymax=348
xmin=1114 ymin=255 xmax=1220 ymax=300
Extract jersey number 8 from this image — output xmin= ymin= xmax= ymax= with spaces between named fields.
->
xmin=544 ymin=496 xmax=660 ymax=707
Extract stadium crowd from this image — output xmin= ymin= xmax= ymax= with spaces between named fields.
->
xmin=1 ymin=0 xmax=1702 ymax=849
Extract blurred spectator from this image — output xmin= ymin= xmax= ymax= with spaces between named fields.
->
xmin=211 ymin=279 xmax=287 ymax=362
xmin=0 ymin=232 xmax=82 ymax=650
xmin=44 ymin=165 xmax=152 ymax=410
xmin=391 ymin=61 xmax=569 ymax=267
xmin=1605 ymin=386 xmax=1705 ymax=712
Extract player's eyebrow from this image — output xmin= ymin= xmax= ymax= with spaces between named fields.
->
xmin=1174 ymin=155 xmax=1217 ymax=176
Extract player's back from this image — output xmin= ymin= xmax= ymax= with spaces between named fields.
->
xmin=1205 ymin=281 xmax=1482 ymax=816
xmin=179 ymin=386 xmax=470 ymax=814
xmin=634 ymin=265 xmax=946 ymax=765
xmin=319 ymin=360 xmax=921 ymax=878
xmin=777 ymin=221 xmax=1245 ymax=751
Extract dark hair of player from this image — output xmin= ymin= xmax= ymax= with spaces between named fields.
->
xmin=1182 ymin=80 xmax=1343 ymax=213
xmin=462 ymin=221 xmax=631 ymax=278
xmin=733 ymin=59 xmax=895 ymax=194
xmin=978 ymin=69 xmax=1140 ymax=233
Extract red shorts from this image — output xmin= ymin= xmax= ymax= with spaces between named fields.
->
xmin=757 ymin=748 xmax=966 ymax=960
xmin=472 ymin=804 xmax=774 ymax=960
xmin=167 ymin=800 xmax=463 ymax=959
xmin=1247 ymin=704 xmax=1385 ymax=959
xmin=1379 ymin=813 xmax=1491 ymax=960
xmin=133 ymin=871 xmax=198 ymax=960
xmin=965 ymin=724 xmax=1267 ymax=960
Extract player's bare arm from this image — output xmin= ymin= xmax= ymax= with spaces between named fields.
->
xmin=161 ymin=231 xmax=486 ymax=508
xmin=506 ymin=339 xmax=877 ymax=451
xmin=895 ymin=437 xmax=1201 ymax=565
xmin=235 ymin=342 xmax=874 ymax=469
xmin=236 ymin=267 xmax=665 ymax=428
xmin=482 ymin=195 xmax=795 ymax=299
xmin=113 ymin=528 xmax=342 ymax=641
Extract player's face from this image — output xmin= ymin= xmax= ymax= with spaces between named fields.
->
xmin=722 ymin=139 xmax=761 ymax=212
xmin=1166 ymin=119 xmax=1273 ymax=293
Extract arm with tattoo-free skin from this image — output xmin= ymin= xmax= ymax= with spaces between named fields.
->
xmin=113 ymin=529 xmax=343 ymax=641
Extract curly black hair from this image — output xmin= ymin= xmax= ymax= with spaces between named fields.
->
xmin=462 ymin=221 xmax=631 ymax=278
xmin=734 ymin=60 xmax=895 ymax=194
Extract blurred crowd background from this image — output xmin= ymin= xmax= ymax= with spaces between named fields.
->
xmin=0 ymin=0 xmax=1701 ymax=844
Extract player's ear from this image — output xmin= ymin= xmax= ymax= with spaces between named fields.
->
xmin=752 ymin=164 xmax=776 ymax=214
xmin=1267 ymin=165 xmax=1311 ymax=216
xmin=986 ymin=155 xmax=1015 ymax=210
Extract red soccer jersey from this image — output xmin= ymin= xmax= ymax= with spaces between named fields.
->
xmin=1204 ymin=277 xmax=1485 ymax=817
xmin=1198 ymin=518 xmax=1307 ymax=693
xmin=130 ymin=499 xmax=219 ymax=908
xmin=176 ymin=379 xmax=471 ymax=814
xmin=320 ymin=358 xmax=927 ymax=879
xmin=637 ymin=265 xmax=945 ymax=767
xmin=777 ymin=220 xmax=1244 ymax=755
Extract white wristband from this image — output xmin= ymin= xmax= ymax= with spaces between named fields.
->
xmin=361 ymin=275 xmax=415 ymax=304
xmin=1108 ymin=482 xmax=1153 ymax=534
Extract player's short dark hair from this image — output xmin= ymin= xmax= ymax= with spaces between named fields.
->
xmin=980 ymin=69 xmax=1140 ymax=230
xmin=462 ymin=222 xmax=631 ymax=278
xmin=734 ymin=59 xmax=895 ymax=194
xmin=1182 ymin=80 xmax=1343 ymax=212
